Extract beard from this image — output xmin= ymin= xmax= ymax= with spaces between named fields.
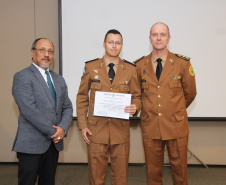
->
xmin=39 ymin=57 xmax=52 ymax=69
xmin=39 ymin=64 xmax=50 ymax=69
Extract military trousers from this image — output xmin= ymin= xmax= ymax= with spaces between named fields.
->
xmin=143 ymin=136 xmax=189 ymax=185
xmin=87 ymin=141 xmax=130 ymax=185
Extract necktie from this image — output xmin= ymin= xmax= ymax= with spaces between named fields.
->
xmin=45 ymin=70 xmax=56 ymax=106
xmin=156 ymin=58 xmax=162 ymax=81
xmin=108 ymin=63 xmax=115 ymax=84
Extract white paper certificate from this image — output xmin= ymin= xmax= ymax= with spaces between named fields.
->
xmin=93 ymin=91 xmax=131 ymax=119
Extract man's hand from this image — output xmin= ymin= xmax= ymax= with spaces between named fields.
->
xmin=51 ymin=125 xmax=65 ymax=143
xmin=124 ymin=104 xmax=137 ymax=115
xmin=81 ymin=128 xmax=92 ymax=145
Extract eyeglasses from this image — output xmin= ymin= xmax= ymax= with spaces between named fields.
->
xmin=34 ymin=48 xmax=54 ymax=55
xmin=105 ymin=40 xmax=122 ymax=46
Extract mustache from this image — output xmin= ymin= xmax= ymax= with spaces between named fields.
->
xmin=42 ymin=57 xmax=50 ymax=61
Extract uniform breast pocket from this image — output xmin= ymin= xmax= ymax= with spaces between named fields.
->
xmin=90 ymin=82 xmax=102 ymax=99
xmin=120 ymin=84 xmax=130 ymax=92
xmin=141 ymin=81 xmax=149 ymax=95
xmin=169 ymin=79 xmax=182 ymax=97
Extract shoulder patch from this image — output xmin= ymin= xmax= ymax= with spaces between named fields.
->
xmin=175 ymin=54 xmax=190 ymax=61
xmin=85 ymin=58 xmax=99 ymax=63
xmin=133 ymin=56 xmax=145 ymax=64
xmin=123 ymin=59 xmax=136 ymax=66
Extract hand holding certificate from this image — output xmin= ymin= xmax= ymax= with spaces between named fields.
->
xmin=94 ymin=91 xmax=131 ymax=119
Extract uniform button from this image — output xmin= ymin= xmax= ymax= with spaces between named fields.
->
xmin=159 ymin=113 xmax=162 ymax=116
xmin=95 ymin=86 xmax=97 ymax=88
xmin=158 ymin=95 xmax=160 ymax=98
xmin=109 ymin=119 xmax=110 ymax=121
xmin=158 ymin=86 xmax=160 ymax=88
xmin=89 ymin=121 xmax=91 ymax=123
xmin=110 ymin=88 xmax=112 ymax=90
xmin=182 ymin=116 xmax=184 ymax=119
xmin=144 ymin=90 xmax=146 ymax=94
xmin=158 ymin=104 xmax=161 ymax=107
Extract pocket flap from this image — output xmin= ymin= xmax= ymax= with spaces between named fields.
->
xmin=121 ymin=119 xmax=129 ymax=126
xmin=140 ymin=114 xmax=148 ymax=121
xmin=88 ymin=117 xmax=97 ymax=125
xmin=169 ymin=79 xmax=181 ymax=88
xmin=120 ymin=84 xmax=130 ymax=91
xmin=91 ymin=82 xmax=102 ymax=90
xmin=142 ymin=82 xmax=149 ymax=89
xmin=174 ymin=114 xmax=184 ymax=121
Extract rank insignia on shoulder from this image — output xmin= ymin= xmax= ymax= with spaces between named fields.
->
xmin=123 ymin=59 xmax=136 ymax=66
xmin=133 ymin=56 xmax=145 ymax=64
xmin=85 ymin=58 xmax=99 ymax=63
xmin=175 ymin=54 xmax=190 ymax=61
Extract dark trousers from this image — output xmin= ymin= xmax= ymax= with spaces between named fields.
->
xmin=17 ymin=142 xmax=59 ymax=185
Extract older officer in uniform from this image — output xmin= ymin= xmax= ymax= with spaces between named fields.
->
xmin=76 ymin=29 xmax=141 ymax=185
xmin=135 ymin=22 xmax=197 ymax=185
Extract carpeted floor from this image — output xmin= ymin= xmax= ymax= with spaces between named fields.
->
xmin=0 ymin=164 xmax=225 ymax=185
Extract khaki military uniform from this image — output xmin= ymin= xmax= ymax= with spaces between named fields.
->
xmin=77 ymin=57 xmax=141 ymax=185
xmin=136 ymin=51 xmax=196 ymax=185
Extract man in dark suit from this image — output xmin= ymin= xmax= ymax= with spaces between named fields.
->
xmin=12 ymin=38 xmax=73 ymax=185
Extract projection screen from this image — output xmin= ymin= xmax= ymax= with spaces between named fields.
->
xmin=60 ymin=0 xmax=226 ymax=119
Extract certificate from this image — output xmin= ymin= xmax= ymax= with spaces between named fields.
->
xmin=93 ymin=91 xmax=131 ymax=119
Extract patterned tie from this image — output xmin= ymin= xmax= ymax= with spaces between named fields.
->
xmin=156 ymin=58 xmax=163 ymax=81
xmin=108 ymin=63 xmax=115 ymax=84
xmin=45 ymin=70 xmax=56 ymax=106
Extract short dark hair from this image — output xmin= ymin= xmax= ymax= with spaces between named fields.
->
xmin=104 ymin=29 xmax=123 ymax=42
xmin=31 ymin=38 xmax=54 ymax=50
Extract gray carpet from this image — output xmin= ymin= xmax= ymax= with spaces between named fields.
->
xmin=0 ymin=164 xmax=225 ymax=185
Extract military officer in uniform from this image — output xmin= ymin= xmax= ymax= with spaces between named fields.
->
xmin=135 ymin=22 xmax=197 ymax=185
xmin=76 ymin=29 xmax=141 ymax=185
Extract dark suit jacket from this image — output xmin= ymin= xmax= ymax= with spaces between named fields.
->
xmin=12 ymin=64 xmax=73 ymax=154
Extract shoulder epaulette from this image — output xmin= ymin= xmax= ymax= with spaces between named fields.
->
xmin=123 ymin=59 xmax=136 ymax=66
xmin=175 ymin=54 xmax=190 ymax=61
xmin=133 ymin=56 xmax=145 ymax=64
xmin=85 ymin=58 xmax=99 ymax=63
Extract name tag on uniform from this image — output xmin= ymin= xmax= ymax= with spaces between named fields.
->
xmin=141 ymin=80 xmax=146 ymax=82
xmin=92 ymin=79 xmax=100 ymax=82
